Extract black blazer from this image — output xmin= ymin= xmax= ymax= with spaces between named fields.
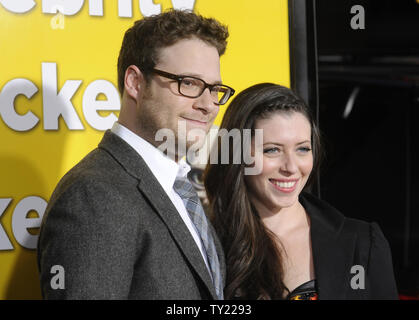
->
xmin=300 ymin=192 xmax=398 ymax=299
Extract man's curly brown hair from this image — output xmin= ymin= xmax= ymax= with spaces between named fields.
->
xmin=117 ymin=9 xmax=229 ymax=95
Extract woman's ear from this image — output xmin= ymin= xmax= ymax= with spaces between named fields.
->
xmin=124 ymin=65 xmax=144 ymax=101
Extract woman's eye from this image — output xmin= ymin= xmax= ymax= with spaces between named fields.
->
xmin=188 ymin=169 xmax=204 ymax=190
xmin=263 ymin=147 xmax=278 ymax=154
xmin=298 ymin=147 xmax=312 ymax=153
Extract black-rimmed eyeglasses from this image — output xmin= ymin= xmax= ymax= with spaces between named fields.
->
xmin=151 ymin=68 xmax=235 ymax=105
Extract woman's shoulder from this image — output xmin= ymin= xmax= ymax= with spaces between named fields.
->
xmin=299 ymin=191 xmax=383 ymax=241
xmin=299 ymin=192 xmax=398 ymax=299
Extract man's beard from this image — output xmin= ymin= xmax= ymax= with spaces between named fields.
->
xmin=137 ymin=87 xmax=210 ymax=161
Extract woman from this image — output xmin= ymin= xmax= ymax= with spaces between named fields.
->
xmin=204 ymin=83 xmax=398 ymax=300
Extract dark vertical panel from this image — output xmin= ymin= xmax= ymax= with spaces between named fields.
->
xmin=288 ymin=0 xmax=321 ymax=197
xmin=314 ymin=0 xmax=419 ymax=297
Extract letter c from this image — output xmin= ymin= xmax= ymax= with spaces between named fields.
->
xmin=0 ymin=78 xmax=39 ymax=131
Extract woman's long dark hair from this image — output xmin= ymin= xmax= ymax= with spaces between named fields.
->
xmin=204 ymin=83 xmax=322 ymax=299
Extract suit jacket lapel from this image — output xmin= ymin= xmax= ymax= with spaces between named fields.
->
xmin=300 ymin=192 xmax=357 ymax=300
xmin=98 ymin=130 xmax=218 ymax=299
xmin=137 ymin=179 xmax=218 ymax=299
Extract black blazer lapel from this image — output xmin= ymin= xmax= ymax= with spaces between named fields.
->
xmin=98 ymin=130 xmax=218 ymax=299
xmin=300 ymin=192 xmax=357 ymax=300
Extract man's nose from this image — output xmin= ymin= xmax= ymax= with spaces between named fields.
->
xmin=193 ymin=87 xmax=218 ymax=114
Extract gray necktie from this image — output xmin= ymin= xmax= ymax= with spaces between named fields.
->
xmin=173 ymin=175 xmax=223 ymax=300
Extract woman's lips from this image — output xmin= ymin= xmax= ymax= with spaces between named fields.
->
xmin=269 ymin=179 xmax=299 ymax=193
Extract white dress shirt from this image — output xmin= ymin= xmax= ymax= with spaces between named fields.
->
xmin=111 ymin=122 xmax=210 ymax=272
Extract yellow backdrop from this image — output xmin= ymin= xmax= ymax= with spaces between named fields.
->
xmin=0 ymin=0 xmax=290 ymax=299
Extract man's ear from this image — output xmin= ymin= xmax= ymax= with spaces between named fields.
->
xmin=124 ymin=65 xmax=145 ymax=100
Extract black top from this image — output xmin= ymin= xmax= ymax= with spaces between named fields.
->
xmin=288 ymin=279 xmax=318 ymax=300
xmin=298 ymin=192 xmax=399 ymax=299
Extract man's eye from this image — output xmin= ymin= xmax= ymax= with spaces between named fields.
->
xmin=182 ymin=79 xmax=198 ymax=87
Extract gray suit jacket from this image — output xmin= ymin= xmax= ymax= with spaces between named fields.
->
xmin=37 ymin=130 xmax=226 ymax=299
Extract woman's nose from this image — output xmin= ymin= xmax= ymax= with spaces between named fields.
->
xmin=280 ymin=153 xmax=298 ymax=174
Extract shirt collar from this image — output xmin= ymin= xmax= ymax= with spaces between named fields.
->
xmin=111 ymin=122 xmax=191 ymax=194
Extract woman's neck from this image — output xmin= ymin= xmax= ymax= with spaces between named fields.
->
xmin=256 ymin=200 xmax=310 ymax=238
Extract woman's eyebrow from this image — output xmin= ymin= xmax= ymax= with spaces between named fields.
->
xmin=263 ymin=140 xmax=311 ymax=146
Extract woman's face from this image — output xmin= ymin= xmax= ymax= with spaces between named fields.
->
xmin=245 ymin=111 xmax=313 ymax=213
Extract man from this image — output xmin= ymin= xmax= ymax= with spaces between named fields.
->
xmin=37 ymin=9 xmax=234 ymax=299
